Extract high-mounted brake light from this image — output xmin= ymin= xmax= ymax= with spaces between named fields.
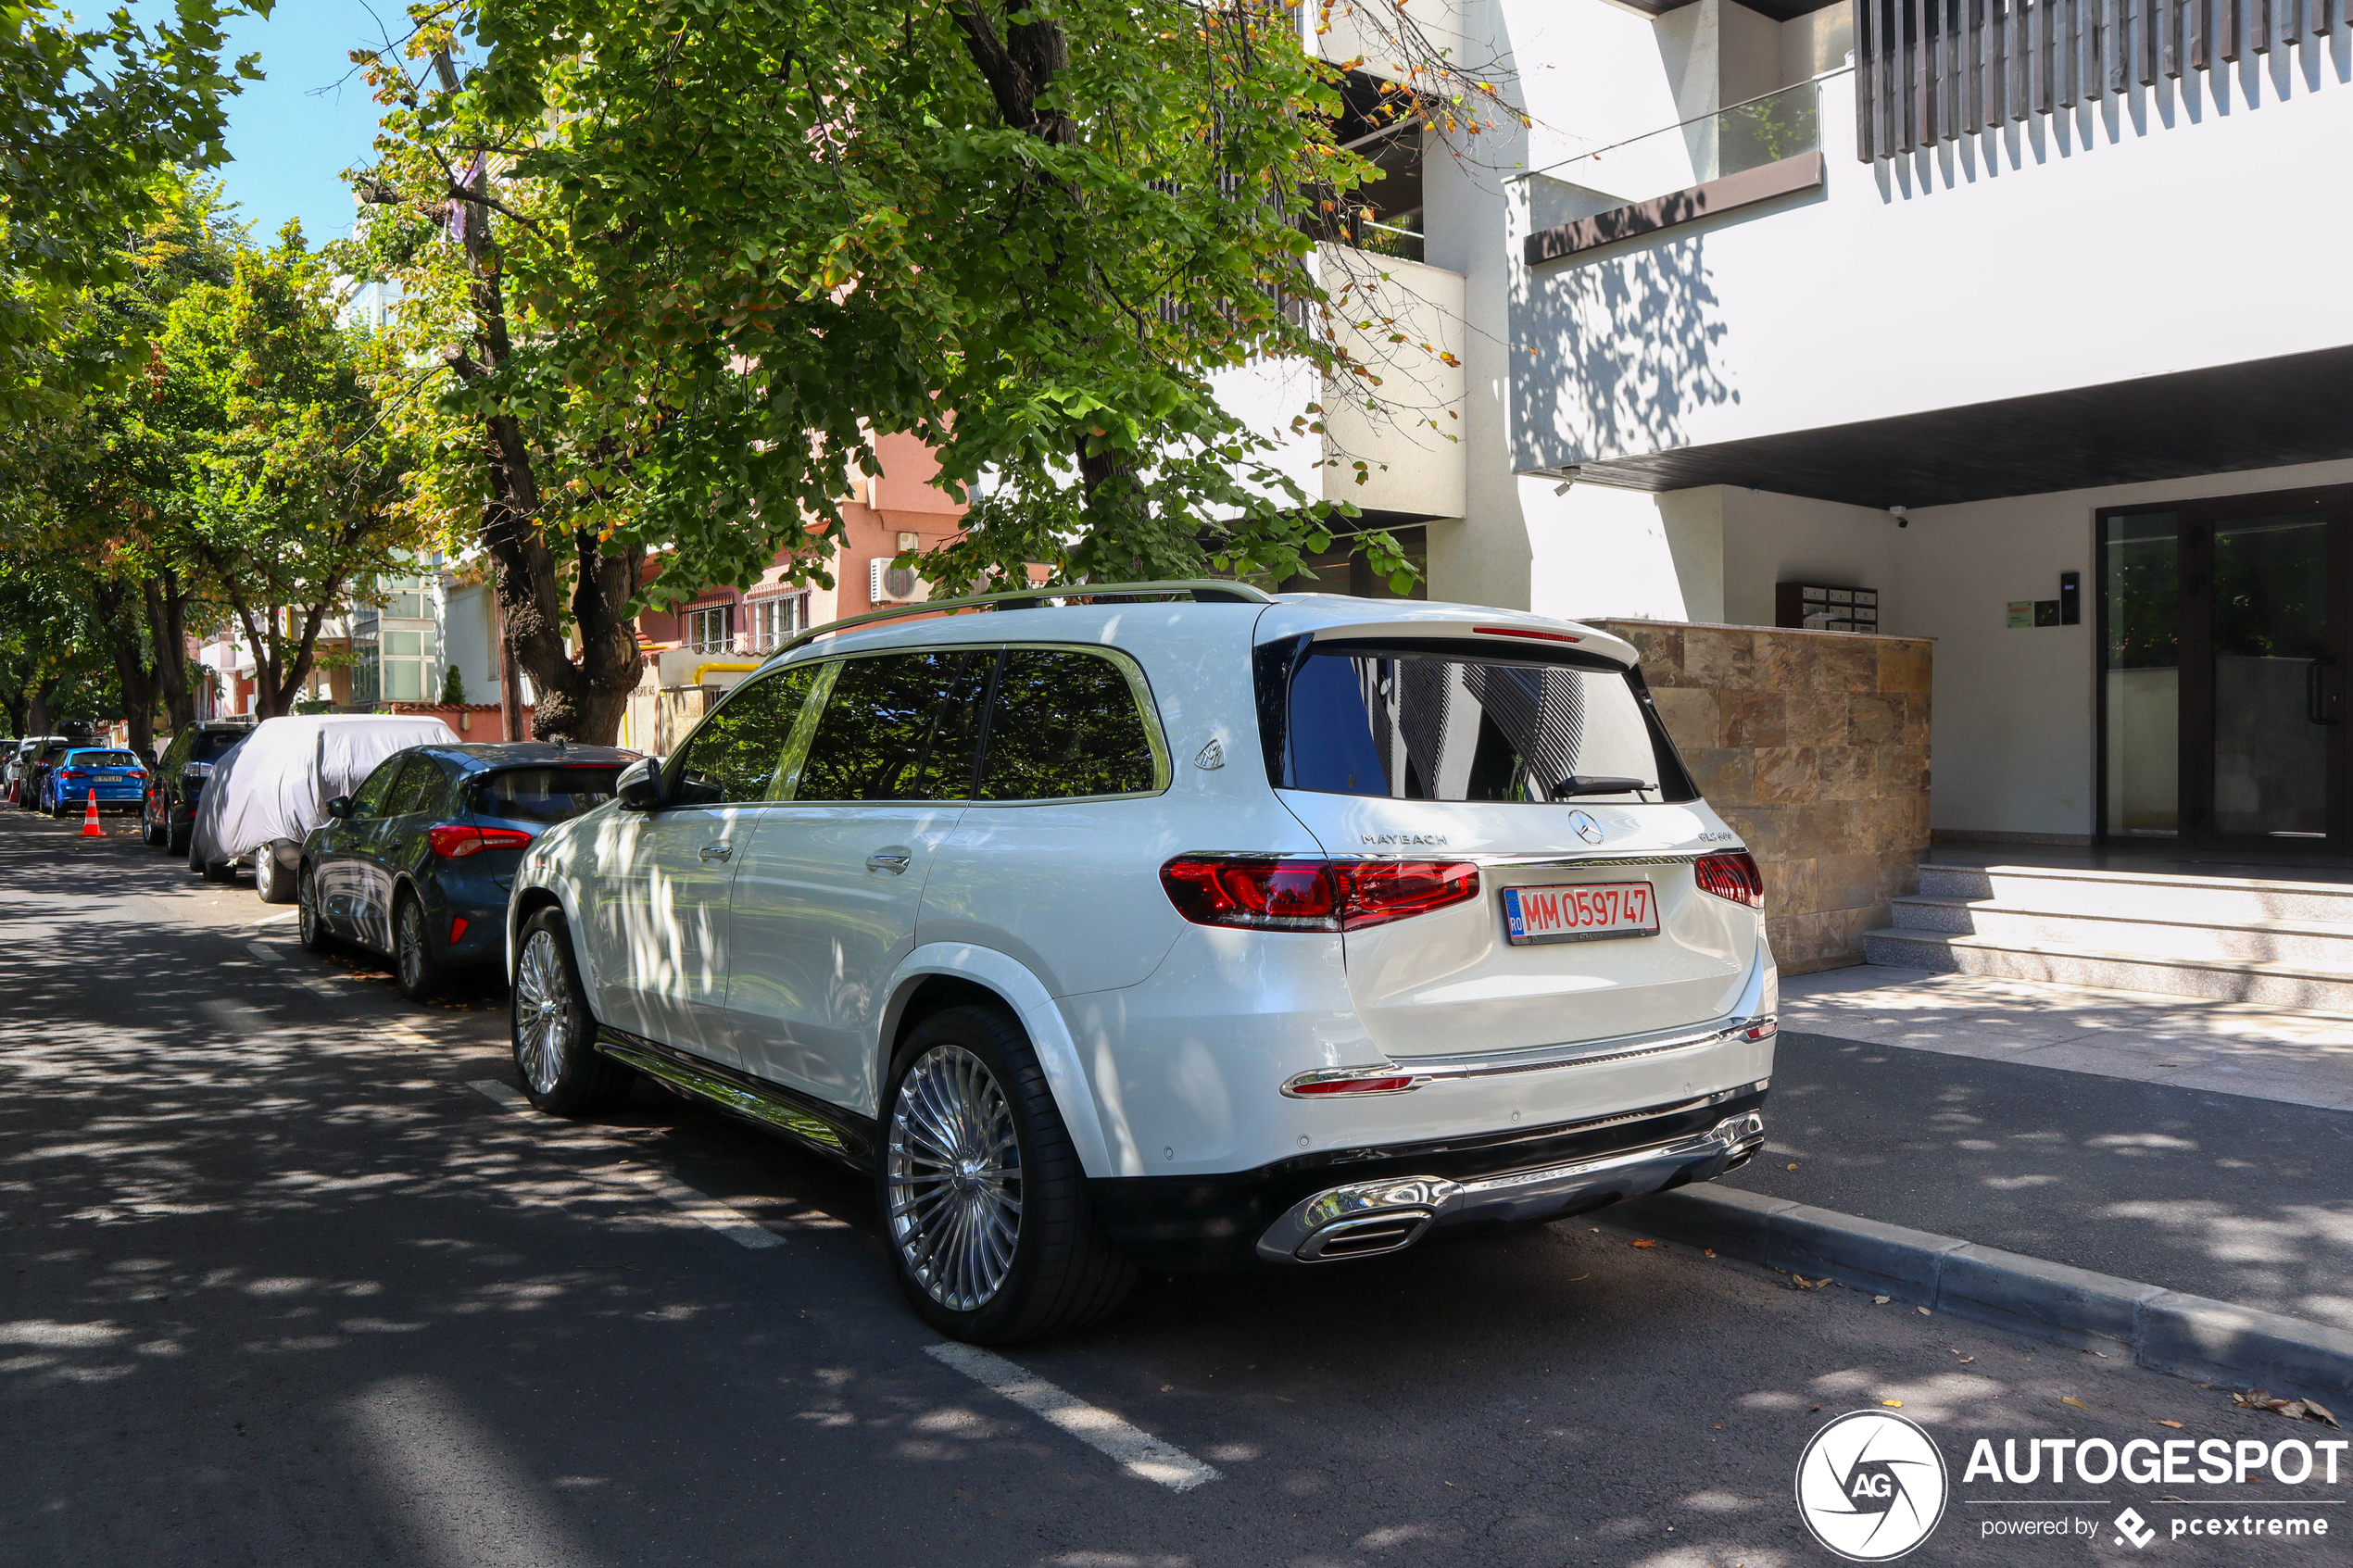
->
xmin=1160 ymin=856 xmax=1480 ymax=933
xmin=427 ymin=822 xmax=535 ymax=859
xmin=1694 ymin=850 xmax=1766 ymax=909
xmin=1472 ymin=625 xmax=1580 ymax=644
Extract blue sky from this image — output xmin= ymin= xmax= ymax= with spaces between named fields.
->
xmin=203 ymin=0 xmax=409 ymax=245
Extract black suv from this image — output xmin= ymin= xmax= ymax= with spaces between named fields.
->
xmin=143 ymin=720 xmax=255 ymax=854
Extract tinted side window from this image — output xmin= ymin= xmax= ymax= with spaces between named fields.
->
xmin=670 ymin=666 xmax=813 ymax=806
xmin=977 ymin=649 xmax=1160 ymax=800
xmin=351 ymin=756 xmax=407 ymax=816
xmin=793 ymin=651 xmax=986 ymax=802
xmin=382 ymin=757 xmax=447 ymax=818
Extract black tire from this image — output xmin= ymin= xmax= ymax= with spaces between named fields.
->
xmin=254 ymin=843 xmax=296 ymax=904
xmin=166 ymin=814 xmax=190 ymax=856
xmin=393 ymin=893 xmax=441 ymax=1001
xmin=877 ymin=1003 xmax=1136 ymax=1344
xmin=297 ymin=864 xmax=338 ymax=955
xmin=141 ymin=802 xmax=165 ymax=848
xmin=509 ymin=907 xmax=631 ymax=1116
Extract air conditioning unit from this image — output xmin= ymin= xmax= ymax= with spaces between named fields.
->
xmin=870 ymin=558 xmax=927 ymax=604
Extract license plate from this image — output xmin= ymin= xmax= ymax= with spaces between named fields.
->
xmin=1502 ymin=881 xmax=1659 ymax=945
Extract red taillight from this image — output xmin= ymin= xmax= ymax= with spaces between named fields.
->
xmin=1288 ymin=1073 xmax=1416 ymax=1097
xmin=1160 ymin=857 xmax=1480 ymax=932
xmin=1694 ymin=850 xmax=1765 ymax=909
xmin=428 ymin=823 xmax=535 ymax=859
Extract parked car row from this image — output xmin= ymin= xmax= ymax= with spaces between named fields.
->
xmin=5 ymin=734 xmax=107 ymax=815
xmin=40 ymin=585 xmax=1779 ymax=1345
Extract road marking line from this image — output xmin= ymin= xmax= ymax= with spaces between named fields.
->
xmin=464 ymin=1080 xmax=785 ymax=1250
xmin=924 ymin=1342 xmax=1222 ymax=1492
xmin=254 ymin=910 xmax=298 ymax=926
xmin=245 ymin=938 xmax=347 ymax=1001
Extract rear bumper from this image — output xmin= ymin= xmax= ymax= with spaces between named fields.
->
xmin=1088 ymin=1081 xmax=1768 ymax=1270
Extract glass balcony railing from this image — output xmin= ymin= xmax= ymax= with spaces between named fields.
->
xmin=1526 ymin=79 xmax=1822 ymax=231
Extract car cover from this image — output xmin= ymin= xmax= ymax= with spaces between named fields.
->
xmin=189 ymin=714 xmax=457 ymax=865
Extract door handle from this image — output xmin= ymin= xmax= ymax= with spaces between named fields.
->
xmin=866 ymin=852 xmax=911 ymax=875
xmin=700 ymin=842 xmax=733 ymax=862
xmin=2308 ymin=658 xmax=2336 ymax=726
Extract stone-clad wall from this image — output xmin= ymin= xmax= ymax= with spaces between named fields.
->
xmin=1594 ymin=620 xmax=1933 ymax=975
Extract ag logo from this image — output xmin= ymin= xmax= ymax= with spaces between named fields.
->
xmin=1794 ymin=1410 xmax=1949 ymax=1562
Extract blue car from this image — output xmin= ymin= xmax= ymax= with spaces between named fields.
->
xmin=44 ymin=748 xmax=148 ymax=817
xmin=296 ymin=742 xmax=636 ymax=999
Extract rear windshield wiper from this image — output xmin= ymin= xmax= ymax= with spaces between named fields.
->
xmin=1551 ymin=774 xmax=1653 ymax=799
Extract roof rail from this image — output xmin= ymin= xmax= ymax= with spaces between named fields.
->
xmin=763 ymin=579 xmax=1274 ymax=664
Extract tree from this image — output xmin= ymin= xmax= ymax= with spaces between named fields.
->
xmin=1 ymin=0 xmax=268 ymax=426
xmin=340 ymin=0 xmax=1513 ymax=744
xmin=154 ymin=228 xmax=423 ymax=718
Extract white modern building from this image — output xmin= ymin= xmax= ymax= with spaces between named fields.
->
xmin=1234 ymin=0 xmax=2353 ymax=856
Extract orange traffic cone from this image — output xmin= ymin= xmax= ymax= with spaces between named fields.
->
xmin=80 ymin=790 xmax=103 ymax=837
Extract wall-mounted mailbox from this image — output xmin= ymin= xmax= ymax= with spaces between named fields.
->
xmin=1775 ymin=582 xmax=1880 ymax=633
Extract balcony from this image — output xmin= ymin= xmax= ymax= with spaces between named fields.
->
xmin=1523 ymin=79 xmax=1826 ymax=263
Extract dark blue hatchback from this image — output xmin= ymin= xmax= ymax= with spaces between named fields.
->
xmin=296 ymin=742 xmax=637 ymax=999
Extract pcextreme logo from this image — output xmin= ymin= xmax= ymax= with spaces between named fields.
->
xmin=1795 ymin=1410 xmax=1951 ymax=1561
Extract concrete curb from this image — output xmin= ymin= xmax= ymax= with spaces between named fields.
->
xmin=1617 ymin=1185 xmax=2353 ymax=1399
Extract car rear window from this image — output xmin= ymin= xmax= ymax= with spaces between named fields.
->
xmin=1272 ymin=641 xmax=1695 ymax=805
xmin=475 ymin=767 xmax=623 ymax=822
xmin=190 ymin=731 xmax=245 ymax=764
xmin=69 ymin=752 xmax=138 ymax=768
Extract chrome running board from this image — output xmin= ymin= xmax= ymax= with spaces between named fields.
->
xmin=594 ymin=1027 xmax=876 ymax=1168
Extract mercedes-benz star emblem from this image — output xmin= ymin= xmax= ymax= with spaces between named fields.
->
xmin=1567 ymin=810 xmax=1605 ymax=846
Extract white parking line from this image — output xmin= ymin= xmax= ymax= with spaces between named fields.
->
xmin=925 ymin=1342 xmax=1222 ymax=1492
xmin=245 ymin=939 xmax=347 ymax=1002
xmin=254 ymin=910 xmax=298 ymax=926
xmin=465 ymin=1080 xmax=785 ymax=1250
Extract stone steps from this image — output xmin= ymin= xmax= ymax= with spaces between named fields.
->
xmin=1862 ymin=862 xmax=2353 ymax=1010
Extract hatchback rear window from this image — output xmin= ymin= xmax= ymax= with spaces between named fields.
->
xmin=69 ymin=752 xmax=138 ymax=768
xmin=1273 ymin=641 xmax=1694 ymax=804
xmin=475 ymin=767 xmax=623 ymax=823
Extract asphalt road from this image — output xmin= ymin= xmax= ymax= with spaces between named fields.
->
xmin=3 ymin=809 xmax=2343 ymax=1567
xmin=1725 ymin=1034 xmax=2353 ymax=1321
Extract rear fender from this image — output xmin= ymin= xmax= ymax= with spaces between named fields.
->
xmin=880 ymin=944 xmax=1114 ymax=1181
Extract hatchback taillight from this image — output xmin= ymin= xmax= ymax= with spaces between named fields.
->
xmin=427 ymin=822 xmax=535 ymax=859
xmin=1694 ymin=850 xmax=1765 ymax=909
xmin=1160 ymin=856 xmax=1480 ymax=933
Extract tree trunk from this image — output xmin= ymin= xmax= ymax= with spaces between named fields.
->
xmin=145 ymin=571 xmax=195 ymax=732
xmin=27 ymin=675 xmax=60 ymax=735
xmin=91 ymin=580 xmax=160 ymax=757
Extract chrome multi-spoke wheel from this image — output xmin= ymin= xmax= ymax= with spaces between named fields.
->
xmin=887 ymin=1044 xmax=1024 ymax=1313
xmin=513 ymin=927 xmax=571 ymax=1096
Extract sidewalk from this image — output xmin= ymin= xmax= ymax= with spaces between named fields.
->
xmin=1720 ymin=964 xmax=2353 ymax=1331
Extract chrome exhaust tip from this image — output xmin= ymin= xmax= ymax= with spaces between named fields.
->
xmin=1297 ymin=1209 xmax=1435 ymax=1261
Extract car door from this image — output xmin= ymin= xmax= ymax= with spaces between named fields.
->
xmin=592 ymin=668 xmax=811 ymax=1062
xmin=375 ymin=755 xmax=457 ymax=920
xmin=316 ymin=756 xmax=406 ymax=939
xmin=724 ymin=648 xmax=985 ymax=1110
xmin=347 ymin=755 xmax=441 ymax=951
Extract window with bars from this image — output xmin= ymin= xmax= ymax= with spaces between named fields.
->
xmin=684 ymin=603 xmax=736 ymax=653
xmin=1854 ymin=0 xmax=2330 ymax=161
xmin=749 ymin=594 xmax=809 ymax=652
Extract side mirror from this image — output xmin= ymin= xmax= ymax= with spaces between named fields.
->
xmin=324 ymin=796 xmax=355 ymax=820
xmin=615 ymin=757 xmax=667 ymax=811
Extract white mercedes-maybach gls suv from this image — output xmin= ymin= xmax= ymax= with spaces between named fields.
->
xmin=505 ymin=583 xmax=1775 ymax=1342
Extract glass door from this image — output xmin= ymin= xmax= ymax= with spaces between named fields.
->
xmin=2100 ymin=486 xmax=2351 ymax=848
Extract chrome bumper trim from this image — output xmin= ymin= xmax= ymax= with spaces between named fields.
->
xmin=1254 ymin=1110 xmax=1768 ymax=1263
xmin=1281 ymin=1014 xmax=1776 ymax=1097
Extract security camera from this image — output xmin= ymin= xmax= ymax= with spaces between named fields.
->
xmin=1889 ymin=505 xmax=1909 ymax=529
